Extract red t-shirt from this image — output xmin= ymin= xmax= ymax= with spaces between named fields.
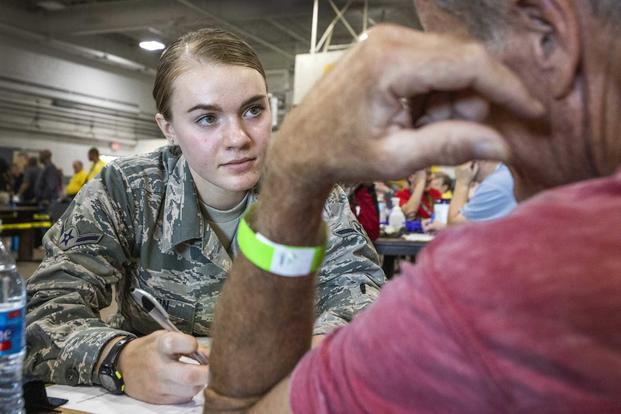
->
xmin=291 ymin=171 xmax=621 ymax=413
xmin=395 ymin=187 xmax=442 ymax=219
xmin=350 ymin=185 xmax=380 ymax=241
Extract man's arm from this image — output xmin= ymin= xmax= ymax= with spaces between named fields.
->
xmin=205 ymin=24 xmax=543 ymax=412
xmin=448 ymin=180 xmax=471 ymax=224
xmin=448 ymin=162 xmax=478 ymax=225
xmin=402 ymin=171 xmax=427 ymax=218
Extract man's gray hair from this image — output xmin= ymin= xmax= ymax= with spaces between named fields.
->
xmin=435 ymin=0 xmax=621 ymax=41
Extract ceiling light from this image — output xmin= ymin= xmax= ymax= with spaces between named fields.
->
xmin=37 ymin=1 xmax=66 ymax=11
xmin=139 ymin=41 xmax=165 ymax=51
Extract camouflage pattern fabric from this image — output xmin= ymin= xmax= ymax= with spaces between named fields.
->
xmin=25 ymin=145 xmax=385 ymax=386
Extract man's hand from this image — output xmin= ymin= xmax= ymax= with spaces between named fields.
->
xmin=117 ymin=331 xmax=209 ymax=404
xmin=266 ymin=24 xmax=543 ymax=197
xmin=422 ymin=219 xmax=446 ymax=233
xmin=409 ymin=170 xmax=428 ymax=189
xmin=455 ymin=161 xmax=479 ymax=186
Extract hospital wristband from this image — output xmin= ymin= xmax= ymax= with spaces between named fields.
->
xmin=237 ymin=207 xmax=327 ymax=277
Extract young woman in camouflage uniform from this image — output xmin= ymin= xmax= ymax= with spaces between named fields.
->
xmin=25 ymin=28 xmax=385 ymax=404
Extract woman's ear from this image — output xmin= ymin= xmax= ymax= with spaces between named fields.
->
xmin=155 ymin=113 xmax=177 ymax=145
xmin=516 ymin=0 xmax=580 ymax=98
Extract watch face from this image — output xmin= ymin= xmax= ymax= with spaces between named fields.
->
xmin=100 ymin=373 xmax=117 ymax=392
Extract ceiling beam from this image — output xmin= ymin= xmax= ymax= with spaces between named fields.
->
xmin=175 ymin=0 xmax=294 ymax=61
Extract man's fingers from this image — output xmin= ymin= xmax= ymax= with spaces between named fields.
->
xmin=157 ymin=332 xmax=199 ymax=356
xmin=376 ymin=28 xmax=544 ymax=119
xmin=381 ymin=120 xmax=509 ymax=175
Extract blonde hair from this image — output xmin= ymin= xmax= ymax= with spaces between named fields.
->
xmin=153 ymin=28 xmax=266 ymax=120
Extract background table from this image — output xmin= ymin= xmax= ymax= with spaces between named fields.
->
xmin=0 ymin=206 xmax=52 ymax=260
xmin=374 ymin=236 xmax=431 ymax=278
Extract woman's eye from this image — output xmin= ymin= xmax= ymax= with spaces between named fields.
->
xmin=243 ymin=105 xmax=263 ymax=119
xmin=197 ymin=114 xmax=217 ymax=126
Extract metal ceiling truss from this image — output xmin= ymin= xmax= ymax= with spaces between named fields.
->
xmin=310 ymin=0 xmax=370 ymax=54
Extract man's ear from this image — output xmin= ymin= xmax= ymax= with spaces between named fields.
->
xmin=515 ymin=0 xmax=580 ymax=98
xmin=155 ymin=113 xmax=177 ymax=145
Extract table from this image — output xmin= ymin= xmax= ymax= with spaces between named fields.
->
xmin=45 ymin=384 xmax=204 ymax=413
xmin=0 ymin=206 xmax=52 ymax=260
xmin=374 ymin=235 xmax=432 ymax=278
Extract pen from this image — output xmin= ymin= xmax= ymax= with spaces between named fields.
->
xmin=130 ymin=288 xmax=209 ymax=365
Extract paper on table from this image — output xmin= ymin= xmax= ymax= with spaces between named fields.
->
xmin=402 ymin=233 xmax=434 ymax=242
xmin=46 ymin=384 xmax=204 ymax=414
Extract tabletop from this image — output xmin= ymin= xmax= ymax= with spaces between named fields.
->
xmin=374 ymin=234 xmax=433 ymax=278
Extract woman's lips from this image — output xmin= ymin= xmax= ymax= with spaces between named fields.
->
xmin=220 ymin=157 xmax=256 ymax=173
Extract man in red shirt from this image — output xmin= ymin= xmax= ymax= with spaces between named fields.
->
xmin=204 ymin=1 xmax=621 ymax=412
xmin=398 ymin=169 xmax=445 ymax=219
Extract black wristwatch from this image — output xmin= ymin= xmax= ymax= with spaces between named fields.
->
xmin=98 ymin=336 xmax=135 ymax=394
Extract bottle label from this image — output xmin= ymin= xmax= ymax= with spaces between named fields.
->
xmin=0 ymin=307 xmax=24 ymax=356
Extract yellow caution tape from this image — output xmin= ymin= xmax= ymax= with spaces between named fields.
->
xmin=0 ymin=222 xmax=52 ymax=231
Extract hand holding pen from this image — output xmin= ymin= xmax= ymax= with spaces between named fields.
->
xmin=113 ymin=298 xmax=209 ymax=404
xmin=131 ymin=288 xmax=209 ymax=365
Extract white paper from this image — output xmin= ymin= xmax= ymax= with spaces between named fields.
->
xmin=402 ymin=233 xmax=434 ymax=242
xmin=46 ymin=384 xmax=205 ymax=414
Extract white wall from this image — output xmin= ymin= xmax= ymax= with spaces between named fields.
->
xmin=0 ymin=33 xmax=156 ymax=114
xmin=0 ymin=31 xmax=168 ymax=175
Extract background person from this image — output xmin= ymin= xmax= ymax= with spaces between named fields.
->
xmin=448 ymin=160 xmax=516 ymax=224
xmin=18 ymin=156 xmax=41 ymax=204
xmin=85 ymin=147 xmax=105 ymax=182
xmin=398 ymin=169 xmax=444 ymax=219
xmin=34 ymin=149 xmax=62 ymax=207
xmin=424 ymin=160 xmax=516 ymax=232
xmin=64 ymin=160 xmax=88 ymax=197
xmin=8 ymin=162 xmax=23 ymax=198
xmin=25 ymin=28 xmax=384 ymax=405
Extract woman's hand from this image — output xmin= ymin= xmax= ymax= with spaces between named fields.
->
xmin=117 ymin=331 xmax=209 ymax=404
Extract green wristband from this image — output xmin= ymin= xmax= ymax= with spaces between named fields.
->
xmin=237 ymin=210 xmax=326 ymax=277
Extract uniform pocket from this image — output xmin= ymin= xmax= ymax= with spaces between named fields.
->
xmin=156 ymin=295 xmax=197 ymax=334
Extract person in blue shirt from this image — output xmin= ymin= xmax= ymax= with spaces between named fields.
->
xmin=424 ymin=161 xmax=517 ymax=232
xmin=449 ymin=161 xmax=517 ymax=224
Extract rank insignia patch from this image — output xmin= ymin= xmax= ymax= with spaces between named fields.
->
xmin=59 ymin=227 xmax=103 ymax=250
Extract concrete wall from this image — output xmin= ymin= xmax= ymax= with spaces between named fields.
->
xmin=0 ymin=32 xmax=156 ymax=114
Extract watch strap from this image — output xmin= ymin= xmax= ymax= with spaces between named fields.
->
xmin=98 ymin=336 xmax=134 ymax=394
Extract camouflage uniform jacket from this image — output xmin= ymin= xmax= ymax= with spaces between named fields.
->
xmin=25 ymin=146 xmax=385 ymax=386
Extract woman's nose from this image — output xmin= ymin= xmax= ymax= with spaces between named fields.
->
xmin=224 ymin=120 xmax=252 ymax=149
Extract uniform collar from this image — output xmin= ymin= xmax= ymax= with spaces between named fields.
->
xmin=160 ymin=151 xmax=258 ymax=252
xmin=160 ymin=154 xmax=204 ymax=250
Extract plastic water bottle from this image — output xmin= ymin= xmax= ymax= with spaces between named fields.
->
xmin=433 ymin=199 xmax=451 ymax=224
xmin=388 ymin=197 xmax=406 ymax=230
xmin=378 ymin=200 xmax=388 ymax=225
xmin=0 ymin=240 xmax=25 ymax=414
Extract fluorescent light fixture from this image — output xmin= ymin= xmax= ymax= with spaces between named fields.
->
xmin=139 ymin=40 xmax=165 ymax=51
xmin=37 ymin=1 xmax=66 ymax=11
